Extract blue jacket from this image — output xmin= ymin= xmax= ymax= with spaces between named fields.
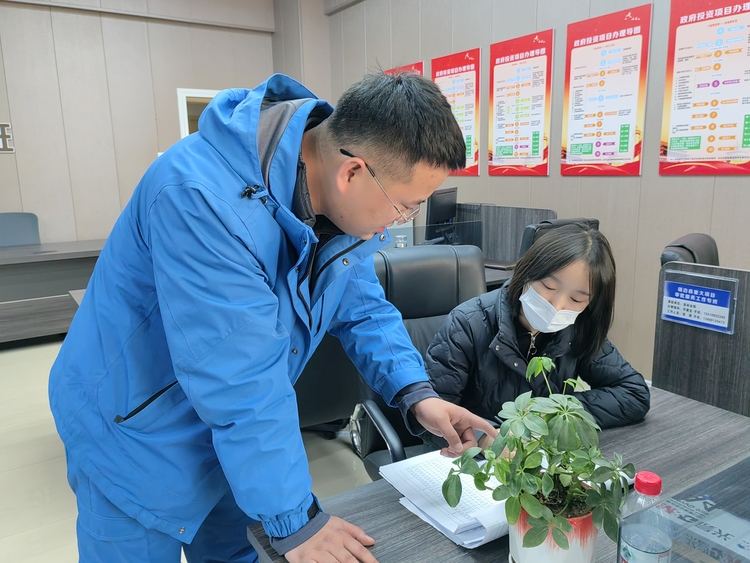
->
xmin=49 ymin=74 xmax=428 ymax=543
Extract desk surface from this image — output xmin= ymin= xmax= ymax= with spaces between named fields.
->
xmin=0 ymin=239 xmax=105 ymax=266
xmin=248 ymin=388 xmax=750 ymax=562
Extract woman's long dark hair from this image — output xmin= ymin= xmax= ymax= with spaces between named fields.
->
xmin=507 ymin=223 xmax=616 ymax=363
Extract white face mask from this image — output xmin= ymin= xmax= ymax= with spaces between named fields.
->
xmin=519 ymin=284 xmax=582 ymax=333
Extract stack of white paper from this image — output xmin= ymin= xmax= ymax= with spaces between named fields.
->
xmin=379 ymin=450 xmax=508 ymax=549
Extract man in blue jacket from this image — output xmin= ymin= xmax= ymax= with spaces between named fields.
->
xmin=49 ymin=71 xmax=494 ymax=563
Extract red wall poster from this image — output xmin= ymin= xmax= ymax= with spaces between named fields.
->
xmin=561 ymin=4 xmax=652 ymax=176
xmin=489 ymin=30 xmax=554 ymax=176
xmin=432 ymin=49 xmax=481 ymax=176
xmin=660 ymin=0 xmax=750 ymax=175
xmin=384 ymin=62 xmax=424 ymax=76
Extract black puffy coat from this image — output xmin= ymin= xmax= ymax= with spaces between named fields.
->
xmin=426 ymin=287 xmax=650 ymax=429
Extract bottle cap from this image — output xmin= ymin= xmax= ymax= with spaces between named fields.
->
xmin=634 ymin=471 xmax=662 ymax=496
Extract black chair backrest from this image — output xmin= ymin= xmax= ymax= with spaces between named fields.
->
xmin=518 ymin=217 xmax=600 ymax=259
xmin=294 ymin=244 xmax=486 ymax=430
xmin=660 ymin=233 xmax=719 ymax=267
xmin=374 ymin=244 xmax=486 ymax=356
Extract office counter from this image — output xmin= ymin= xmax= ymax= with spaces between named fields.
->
xmin=248 ymin=388 xmax=750 ymax=562
xmin=0 ymin=240 xmax=104 ymax=343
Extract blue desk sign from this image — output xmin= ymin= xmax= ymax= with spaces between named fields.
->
xmin=661 ymin=272 xmax=737 ymax=334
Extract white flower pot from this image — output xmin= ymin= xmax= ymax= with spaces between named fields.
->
xmin=508 ymin=508 xmax=598 ymax=563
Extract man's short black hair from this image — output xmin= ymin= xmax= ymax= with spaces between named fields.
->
xmin=325 ymin=71 xmax=466 ymax=181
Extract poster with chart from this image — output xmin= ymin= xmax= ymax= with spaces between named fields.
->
xmin=489 ymin=30 xmax=554 ymax=176
xmin=432 ymin=49 xmax=481 ymax=176
xmin=660 ymin=0 xmax=750 ymax=175
xmin=561 ymin=4 xmax=652 ymax=176
xmin=385 ymin=62 xmax=424 ymax=76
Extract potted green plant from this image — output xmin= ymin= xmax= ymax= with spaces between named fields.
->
xmin=442 ymin=356 xmax=634 ymax=563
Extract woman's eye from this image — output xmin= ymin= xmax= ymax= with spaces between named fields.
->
xmin=542 ymin=283 xmax=554 ymax=291
xmin=570 ymin=298 xmax=582 ymax=304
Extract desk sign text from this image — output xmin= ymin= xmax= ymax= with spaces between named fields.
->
xmin=662 ymin=280 xmax=733 ymax=333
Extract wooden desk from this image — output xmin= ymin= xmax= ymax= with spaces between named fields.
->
xmin=248 ymin=388 xmax=750 ymax=562
xmin=0 ymin=240 xmax=104 ymax=343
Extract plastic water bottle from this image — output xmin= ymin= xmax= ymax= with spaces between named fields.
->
xmin=617 ymin=471 xmax=672 ymax=563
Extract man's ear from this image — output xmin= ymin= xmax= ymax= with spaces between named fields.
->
xmin=335 ymin=157 xmax=362 ymax=195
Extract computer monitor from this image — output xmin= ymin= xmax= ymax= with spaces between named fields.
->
xmin=424 ymin=187 xmax=458 ymax=242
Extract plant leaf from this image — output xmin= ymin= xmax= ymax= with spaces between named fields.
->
xmin=622 ymin=463 xmax=636 ymax=479
xmin=592 ymin=505 xmax=604 ymax=529
xmin=459 ymin=457 xmax=481 ymax=475
xmin=474 ymin=474 xmax=488 ymax=491
xmin=540 ymin=356 xmax=556 ymax=373
xmin=559 ymin=473 xmax=572 ymax=488
xmin=520 ymin=492 xmax=544 ymax=518
xmin=523 ymin=526 xmax=549 ymax=548
xmin=492 ymin=485 xmax=511 ymax=501
xmin=490 ymin=434 xmax=509 ymax=458
xmin=509 ymin=474 xmax=522 ymax=497
xmin=586 ymin=489 xmax=603 ymax=507
xmin=553 ymin=515 xmax=573 ymax=533
xmin=551 ymin=527 xmax=570 ymax=550
xmin=529 ymin=397 xmax=560 ymax=414
xmin=522 ymin=472 xmax=539 ymax=494
xmin=461 ymin=447 xmax=483 ymax=462
xmin=523 ymin=414 xmax=549 ymax=436
xmin=524 ymin=452 xmax=543 ymax=470
xmin=514 ymin=391 xmax=531 ymax=412
xmin=442 ymin=474 xmax=462 ymax=507
xmin=511 ymin=419 xmax=527 ymax=439
xmin=505 ymin=496 xmax=521 ymax=525
xmin=603 ymin=508 xmax=619 ymax=543
xmin=557 ymin=420 xmax=580 ymax=451
xmin=589 ymin=466 xmax=613 ymax=484
xmin=541 ymin=505 xmax=554 ymax=521
xmin=542 ymin=472 xmax=554 ymax=497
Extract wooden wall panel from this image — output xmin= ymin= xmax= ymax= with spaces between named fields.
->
xmin=579 ymin=179 xmax=640 ymax=357
xmin=232 ymin=30 xmax=273 ymax=90
xmin=52 ymin=10 xmax=122 ymax=240
xmin=328 ymin=11 xmax=344 ymax=103
xmin=191 ymin=27 xmax=236 ymax=90
xmin=364 ymin=0 xmax=390 ymax=71
xmin=101 ymin=15 xmax=159 ymax=208
xmin=300 ymin=0 xmax=331 ymax=102
xmin=391 ymin=0 xmax=419 ymax=68
xmin=101 ymin=0 xmax=149 ymax=12
xmin=710 ymin=175 xmax=750 ymax=271
xmin=342 ymin=1 xmax=366 ymax=88
xmin=147 ymin=21 xmax=194 ymax=153
xmin=0 ymin=32 xmax=22 ymax=212
xmin=0 ymin=5 xmax=77 ymax=242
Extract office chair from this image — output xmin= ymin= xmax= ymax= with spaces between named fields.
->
xmin=0 ymin=212 xmax=40 ymax=247
xmin=660 ymin=233 xmax=719 ymax=267
xmin=518 ymin=217 xmax=600 ymax=259
xmin=350 ymin=244 xmax=487 ymax=480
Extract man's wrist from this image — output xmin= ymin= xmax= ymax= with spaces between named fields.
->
xmin=268 ymin=498 xmax=330 ymax=556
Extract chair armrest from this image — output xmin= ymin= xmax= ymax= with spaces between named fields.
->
xmin=361 ymin=399 xmax=407 ymax=464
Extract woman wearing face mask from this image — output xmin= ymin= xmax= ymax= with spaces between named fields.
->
xmin=425 ymin=223 xmax=650 ymax=430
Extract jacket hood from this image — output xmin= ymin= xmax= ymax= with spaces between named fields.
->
xmin=197 ymin=75 xmax=334 ymax=205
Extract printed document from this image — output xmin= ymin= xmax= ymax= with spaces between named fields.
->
xmin=379 ymin=450 xmax=508 ymax=548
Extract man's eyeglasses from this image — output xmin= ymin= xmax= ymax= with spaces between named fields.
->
xmin=340 ymin=149 xmax=421 ymax=225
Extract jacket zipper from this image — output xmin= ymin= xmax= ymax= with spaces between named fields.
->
xmin=114 ymin=381 xmax=178 ymax=423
